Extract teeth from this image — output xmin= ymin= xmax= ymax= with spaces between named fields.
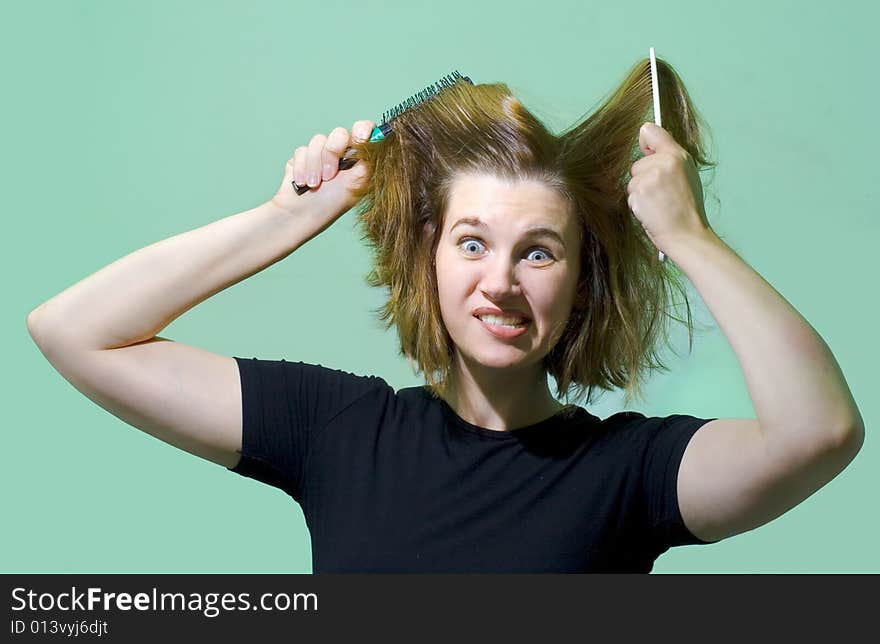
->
xmin=478 ymin=314 xmax=527 ymax=328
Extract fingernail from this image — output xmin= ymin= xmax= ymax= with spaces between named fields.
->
xmin=308 ymin=171 xmax=319 ymax=187
xmin=322 ymin=163 xmax=333 ymax=180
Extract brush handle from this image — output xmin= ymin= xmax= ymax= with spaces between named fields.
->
xmin=291 ymin=151 xmax=359 ymax=195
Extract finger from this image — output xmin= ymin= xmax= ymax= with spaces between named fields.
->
xmin=351 ymin=119 xmax=376 ymax=142
xmin=292 ymin=146 xmax=308 ymax=187
xmin=629 ymin=155 xmax=651 ymax=177
xmin=627 ymin=192 xmax=638 ymax=215
xmin=638 ymin=122 xmax=663 ymax=156
xmin=322 ymin=127 xmax=349 ymax=181
xmin=306 ymin=133 xmax=327 ymax=187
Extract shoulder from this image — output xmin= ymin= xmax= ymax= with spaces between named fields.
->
xmin=587 ymin=410 xmax=713 ymax=461
xmin=235 ymin=357 xmax=392 ymax=391
xmin=599 ymin=410 xmax=709 ymax=435
xmin=234 ymin=356 xmax=396 ymax=426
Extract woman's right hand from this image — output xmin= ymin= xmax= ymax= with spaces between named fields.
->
xmin=270 ymin=119 xmax=375 ymax=225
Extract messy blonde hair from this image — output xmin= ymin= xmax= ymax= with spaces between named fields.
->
xmin=347 ymin=58 xmax=717 ymax=408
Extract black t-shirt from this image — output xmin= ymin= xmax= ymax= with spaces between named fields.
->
xmin=228 ymin=357 xmax=719 ymax=573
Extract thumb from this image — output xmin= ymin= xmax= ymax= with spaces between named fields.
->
xmin=638 ymin=122 xmax=673 ymax=156
xmin=342 ymin=159 xmax=371 ymax=192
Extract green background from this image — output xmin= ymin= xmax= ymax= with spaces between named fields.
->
xmin=4 ymin=0 xmax=876 ymax=573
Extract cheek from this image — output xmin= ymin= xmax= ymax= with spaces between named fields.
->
xmin=527 ymin=274 xmax=572 ymax=313
xmin=533 ymin=279 xmax=577 ymax=346
xmin=435 ymin=256 xmax=473 ymax=295
xmin=435 ymin=263 xmax=466 ymax=313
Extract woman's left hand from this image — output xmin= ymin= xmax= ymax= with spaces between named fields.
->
xmin=626 ymin=122 xmax=712 ymax=255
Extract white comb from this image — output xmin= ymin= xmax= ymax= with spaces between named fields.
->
xmin=649 ymin=47 xmax=666 ymax=263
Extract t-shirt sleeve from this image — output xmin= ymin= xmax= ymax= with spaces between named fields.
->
xmin=227 ymin=356 xmax=387 ymax=502
xmin=639 ymin=413 xmax=720 ymax=551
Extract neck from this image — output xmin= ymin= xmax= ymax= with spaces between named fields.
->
xmin=442 ymin=352 xmax=565 ymax=432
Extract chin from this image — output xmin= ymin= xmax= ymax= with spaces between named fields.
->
xmin=474 ymin=354 xmax=524 ymax=370
xmin=462 ymin=342 xmax=537 ymax=370
xmin=447 ymin=319 xmax=544 ymax=369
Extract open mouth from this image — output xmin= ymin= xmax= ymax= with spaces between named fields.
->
xmin=474 ymin=314 xmax=531 ymax=338
xmin=475 ymin=314 xmax=528 ymax=328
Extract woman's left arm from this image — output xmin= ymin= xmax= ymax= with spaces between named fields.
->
xmin=668 ymin=229 xmax=864 ymax=444
xmin=629 ymin=123 xmax=864 ymax=542
xmin=667 ymin=229 xmax=863 ymax=542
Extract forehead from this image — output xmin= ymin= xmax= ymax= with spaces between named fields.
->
xmin=443 ymin=173 xmax=573 ymax=233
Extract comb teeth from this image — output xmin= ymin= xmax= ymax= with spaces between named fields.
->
xmin=380 ymin=70 xmax=473 ymax=127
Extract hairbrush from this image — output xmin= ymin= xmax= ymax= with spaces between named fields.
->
xmin=291 ymin=70 xmax=473 ymax=195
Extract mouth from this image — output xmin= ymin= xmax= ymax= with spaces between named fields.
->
xmin=474 ymin=314 xmax=531 ymax=339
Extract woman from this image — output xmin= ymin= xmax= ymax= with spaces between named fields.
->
xmin=27 ymin=60 xmax=864 ymax=573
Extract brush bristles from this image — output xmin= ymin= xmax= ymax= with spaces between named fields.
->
xmin=380 ymin=70 xmax=474 ymax=127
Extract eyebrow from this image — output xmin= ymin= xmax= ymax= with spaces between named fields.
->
xmin=450 ymin=217 xmax=566 ymax=247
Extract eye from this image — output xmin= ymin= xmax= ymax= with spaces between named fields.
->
xmin=526 ymin=248 xmax=555 ymax=262
xmin=458 ymin=237 xmax=486 ymax=255
xmin=457 ymin=237 xmax=556 ymax=262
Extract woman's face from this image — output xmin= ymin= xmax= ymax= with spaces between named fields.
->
xmin=434 ymin=173 xmax=582 ymax=371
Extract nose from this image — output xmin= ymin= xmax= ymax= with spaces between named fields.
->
xmin=479 ymin=254 xmax=521 ymax=300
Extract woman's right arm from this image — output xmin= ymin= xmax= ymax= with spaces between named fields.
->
xmin=26 ymin=120 xmax=375 ymax=469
